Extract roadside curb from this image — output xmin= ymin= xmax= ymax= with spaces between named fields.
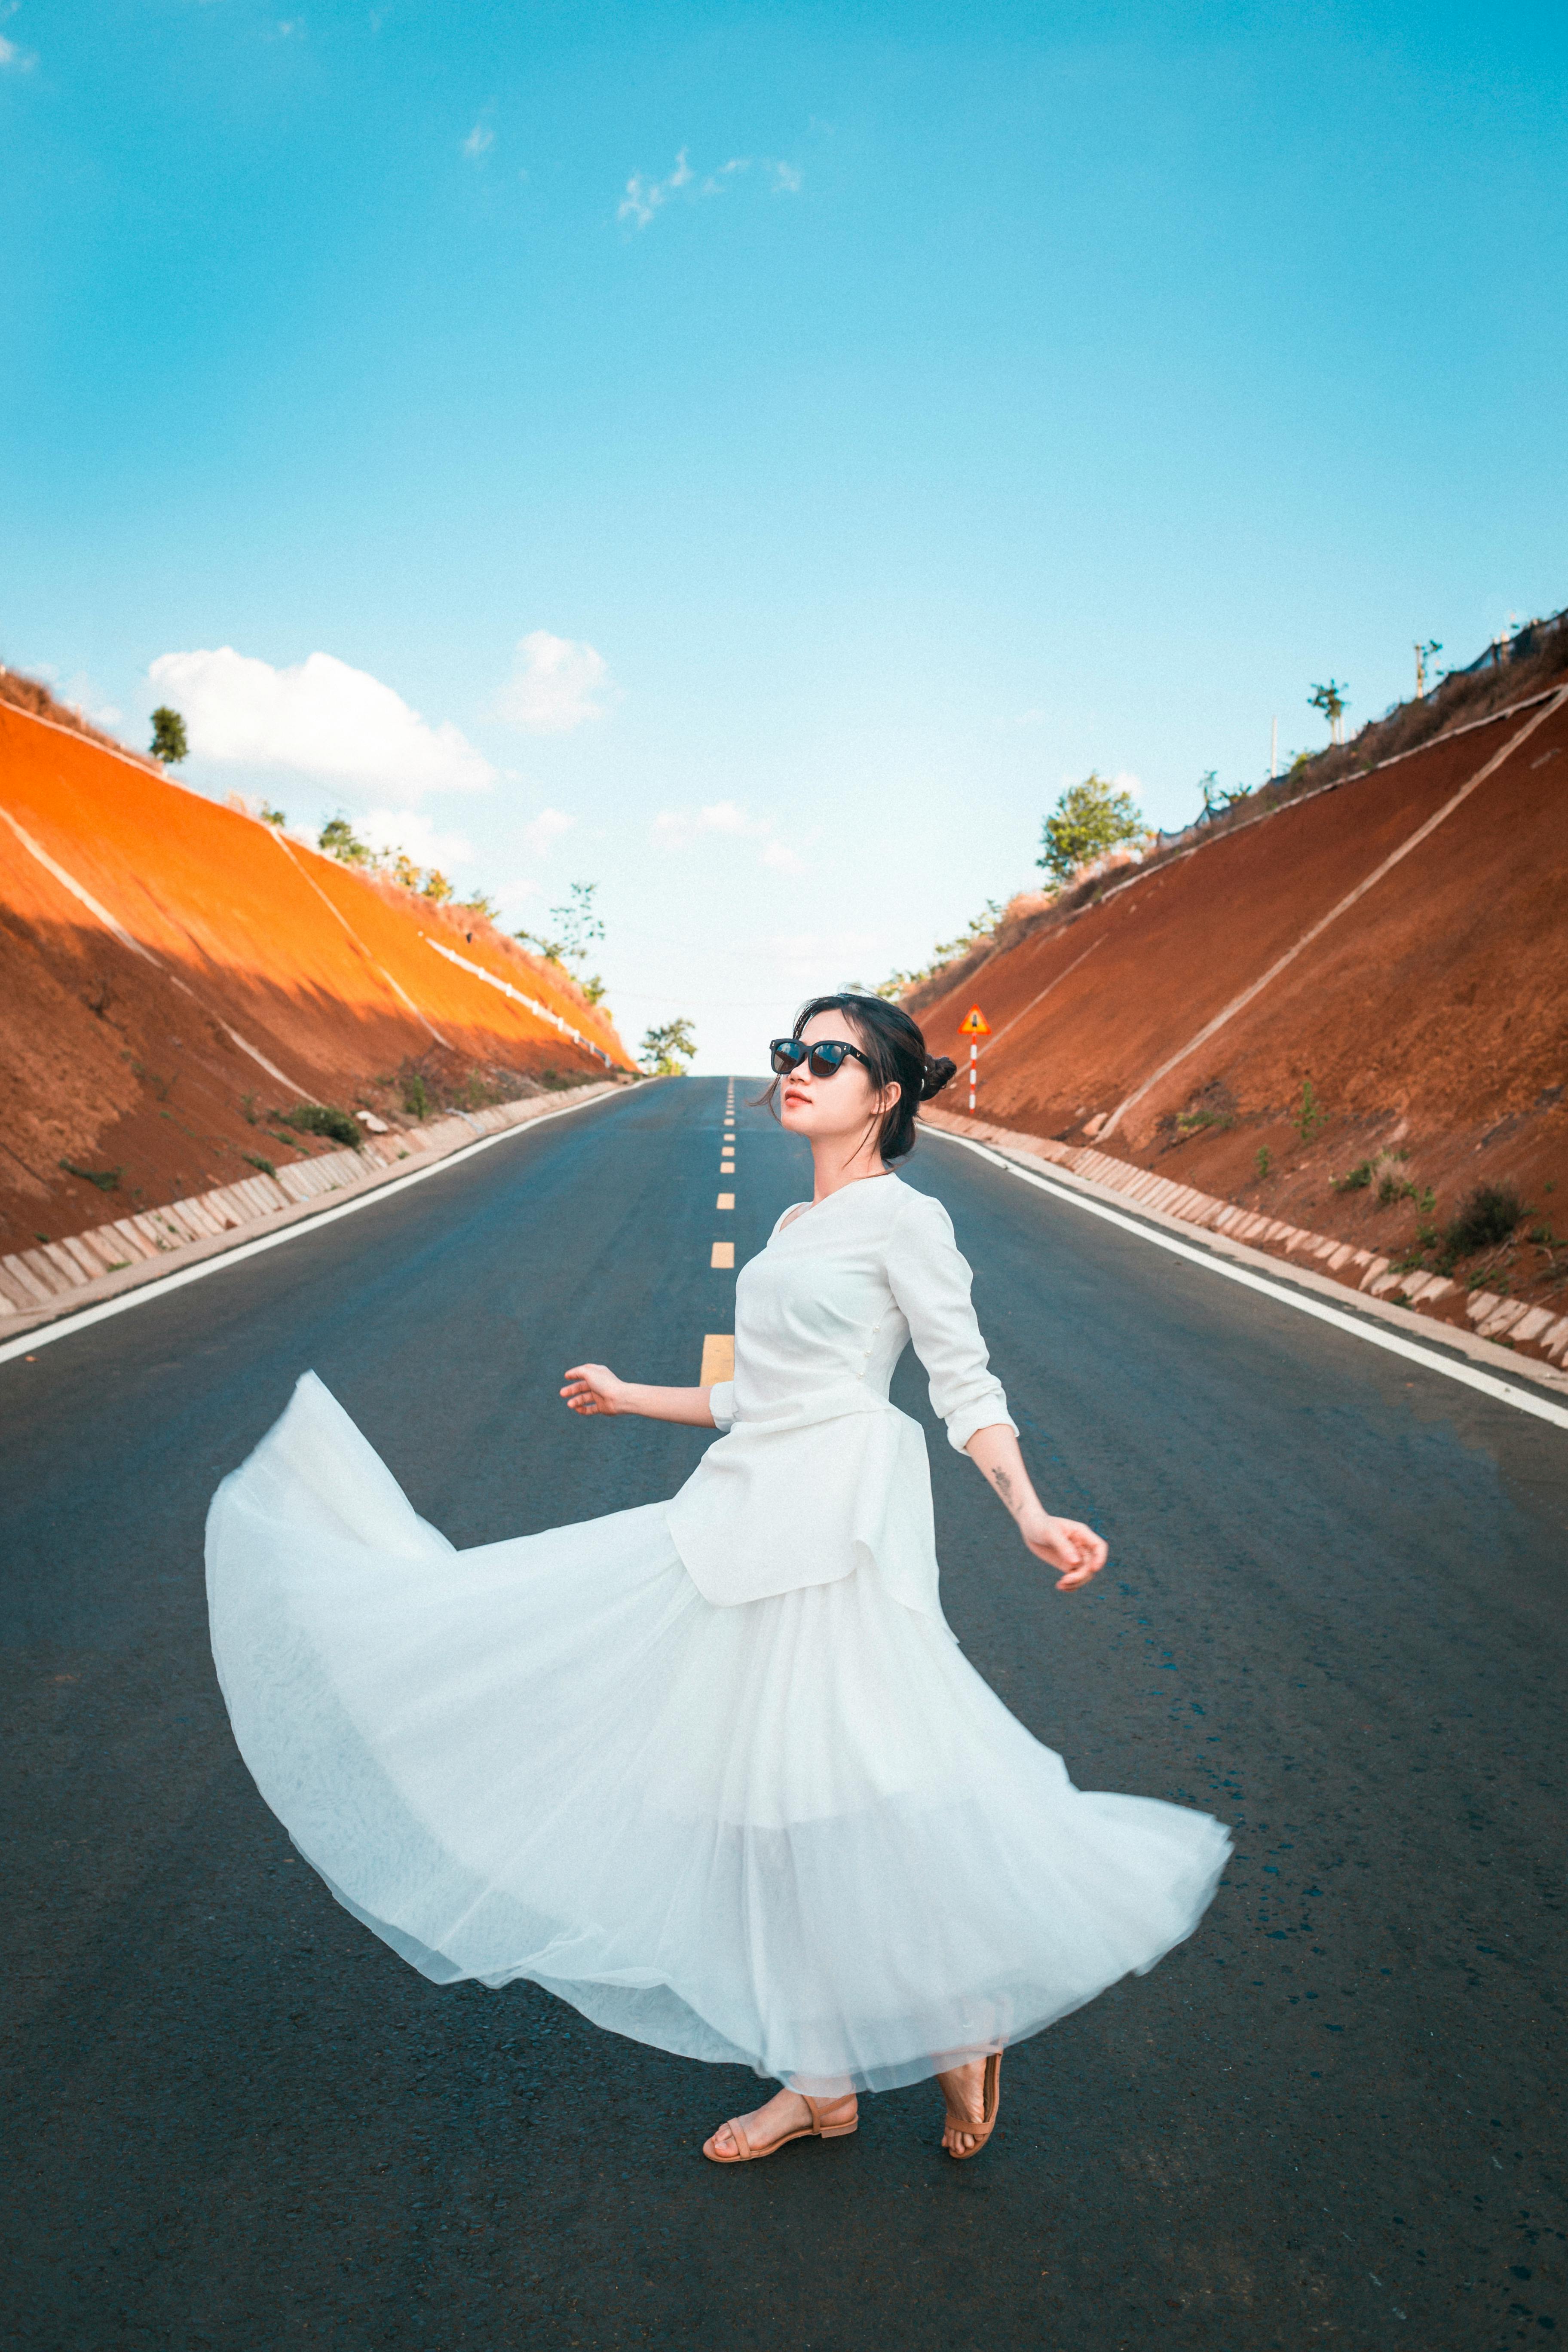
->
xmin=0 ymin=1081 xmax=629 ymax=1350
xmin=923 ymin=1107 xmax=1568 ymax=1408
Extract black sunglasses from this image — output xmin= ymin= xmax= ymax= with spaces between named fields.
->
xmin=769 ymin=1036 xmax=874 ymax=1080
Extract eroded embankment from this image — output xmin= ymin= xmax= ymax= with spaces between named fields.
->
xmin=0 ymin=700 xmax=631 ymax=1260
xmin=913 ymin=684 xmax=1568 ymax=1357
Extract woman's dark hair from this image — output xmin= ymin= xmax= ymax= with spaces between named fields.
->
xmin=763 ymin=994 xmax=957 ymax=1161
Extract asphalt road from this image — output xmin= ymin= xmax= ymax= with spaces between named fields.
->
xmin=4 ymin=1075 xmax=1564 ymax=2352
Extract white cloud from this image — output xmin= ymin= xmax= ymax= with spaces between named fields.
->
xmin=0 ymin=31 xmax=36 ymax=69
xmin=619 ymin=147 xmax=799 ymax=228
xmin=619 ymin=147 xmax=692 ymax=229
xmin=494 ymin=632 xmax=612 ymax=734
xmin=652 ymin=799 xmax=766 ymax=843
xmin=462 ymin=121 xmax=493 ymax=159
xmin=148 ymin=646 xmax=496 ymax=801
xmin=520 ymin=806 xmax=574 ymax=856
xmin=356 ymin=808 xmax=475 ymax=871
xmin=653 ymin=800 xmax=804 ymax=872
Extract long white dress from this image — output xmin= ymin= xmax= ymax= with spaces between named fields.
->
xmin=206 ymin=1173 xmax=1229 ymax=2096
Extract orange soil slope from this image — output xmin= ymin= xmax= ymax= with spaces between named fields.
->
xmin=0 ymin=701 xmax=632 ymax=1256
xmin=916 ymin=686 xmax=1568 ymax=1318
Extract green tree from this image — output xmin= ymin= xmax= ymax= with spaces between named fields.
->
xmin=1037 ymin=773 xmax=1146 ymax=888
xmin=421 ymin=868 xmax=454 ymax=903
xmin=1197 ymin=769 xmax=1253 ymax=820
xmin=640 ymin=1017 xmax=696 ymax=1075
xmin=149 ymin=706 xmax=188 ymax=764
xmin=260 ymin=802 xmax=288 ymax=827
xmin=1308 ymin=679 xmax=1349 ymax=746
xmin=318 ymin=815 xmax=371 ymax=865
xmin=554 ymin=881 xmax=605 ymax=965
xmin=518 ymin=880 xmax=606 ymax=979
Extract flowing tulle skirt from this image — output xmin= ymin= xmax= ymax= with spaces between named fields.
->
xmin=206 ymin=1373 xmax=1230 ymax=2095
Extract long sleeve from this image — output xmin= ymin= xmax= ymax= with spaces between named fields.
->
xmin=883 ymin=1191 xmax=1016 ymax=1452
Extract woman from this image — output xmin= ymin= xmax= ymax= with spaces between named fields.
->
xmin=206 ymin=995 xmax=1229 ymax=2166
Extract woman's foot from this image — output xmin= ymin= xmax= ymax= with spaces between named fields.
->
xmin=936 ymin=2056 xmax=1000 ymax=2158
xmin=703 ymin=2087 xmax=858 ymax=2162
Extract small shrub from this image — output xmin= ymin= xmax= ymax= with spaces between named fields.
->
xmin=1177 ymin=1108 xmax=1233 ymax=1136
xmin=403 ymin=1073 xmax=432 ymax=1120
xmin=278 ymin=1103 xmax=361 ymax=1148
xmin=242 ymin=1152 xmax=276 ymax=1177
xmin=1293 ymin=1080 xmax=1329 ymax=1142
xmin=59 ymin=1159 xmax=123 ymax=1191
xmin=1333 ymin=1160 xmax=1372 ymax=1193
xmin=241 ymin=1091 xmax=258 ymax=1124
xmin=150 ymin=706 xmax=188 ymax=764
xmin=1442 ymin=1183 xmax=1523 ymax=1259
xmin=1255 ymin=1145 xmax=1272 ymax=1180
xmin=318 ymin=815 xmax=371 ymax=866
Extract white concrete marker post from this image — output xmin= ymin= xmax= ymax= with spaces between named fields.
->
xmin=958 ymin=1004 xmax=990 ymax=1114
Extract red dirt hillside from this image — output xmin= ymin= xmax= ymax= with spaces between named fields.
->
xmin=913 ymin=659 xmax=1568 ymax=1348
xmin=0 ymin=690 xmax=632 ymax=1259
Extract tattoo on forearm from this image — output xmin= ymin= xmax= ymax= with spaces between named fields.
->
xmin=988 ymin=1466 xmax=1017 ymax=1513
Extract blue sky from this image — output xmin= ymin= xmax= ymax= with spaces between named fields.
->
xmin=3 ymin=0 xmax=1564 ymax=1071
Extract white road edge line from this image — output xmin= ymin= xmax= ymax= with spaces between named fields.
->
xmin=0 ymin=1085 xmax=624 ymax=1370
xmin=931 ymin=1130 xmax=1568 ymax=1435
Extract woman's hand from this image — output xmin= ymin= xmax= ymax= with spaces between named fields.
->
xmin=561 ymin=1363 xmax=628 ymax=1417
xmin=1017 ymin=1508 xmax=1108 ymax=1593
xmin=560 ymin=1372 xmax=722 ymax=1427
xmin=965 ymin=1424 xmax=1108 ymax=1592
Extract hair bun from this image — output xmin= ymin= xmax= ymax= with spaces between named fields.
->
xmin=920 ymin=1054 xmax=958 ymax=1101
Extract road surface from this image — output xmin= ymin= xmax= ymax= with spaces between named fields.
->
xmin=3 ymin=1075 xmax=1563 ymax=2349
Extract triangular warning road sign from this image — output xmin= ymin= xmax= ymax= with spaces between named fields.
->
xmin=958 ymin=1006 xmax=991 ymax=1036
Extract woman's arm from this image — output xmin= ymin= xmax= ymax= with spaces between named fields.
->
xmin=561 ymin=1363 xmax=718 ymax=1427
xmin=965 ymin=1421 xmax=1108 ymax=1593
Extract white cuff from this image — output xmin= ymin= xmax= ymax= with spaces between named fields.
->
xmin=707 ymin=1379 xmax=737 ymax=1431
xmin=946 ymin=1399 xmax=1017 ymax=1453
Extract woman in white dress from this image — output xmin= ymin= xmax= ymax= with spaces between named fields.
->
xmin=206 ymin=995 xmax=1229 ymax=2168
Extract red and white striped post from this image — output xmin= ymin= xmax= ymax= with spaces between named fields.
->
xmin=958 ymin=1005 xmax=990 ymax=1115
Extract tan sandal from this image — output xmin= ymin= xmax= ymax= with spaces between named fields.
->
xmin=940 ymin=2052 xmax=1001 ymax=2160
xmin=704 ymin=2093 xmax=858 ymax=2164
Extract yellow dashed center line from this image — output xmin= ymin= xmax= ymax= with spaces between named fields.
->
xmin=705 ymin=1084 xmax=738 ymax=1367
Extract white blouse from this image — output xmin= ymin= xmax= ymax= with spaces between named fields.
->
xmin=665 ymin=1174 xmax=1015 ymax=1618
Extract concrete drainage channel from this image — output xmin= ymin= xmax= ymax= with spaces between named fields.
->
xmin=0 ymin=1082 xmax=626 ymax=1351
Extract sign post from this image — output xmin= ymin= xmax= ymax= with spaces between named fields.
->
xmin=957 ymin=1005 xmax=990 ymax=1112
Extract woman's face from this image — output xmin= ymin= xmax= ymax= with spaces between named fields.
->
xmin=777 ymin=1011 xmax=900 ymax=1156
